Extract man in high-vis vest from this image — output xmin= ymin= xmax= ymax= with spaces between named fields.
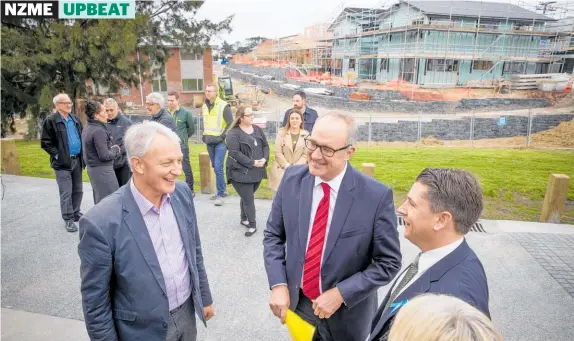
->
xmin=201 ymin=84 xmax=233 ymax=206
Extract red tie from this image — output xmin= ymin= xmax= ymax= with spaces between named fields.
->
xmin=302 ymin=182 xmax=331 ymax=300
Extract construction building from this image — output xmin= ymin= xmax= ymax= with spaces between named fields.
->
xmin=548 ymin=17 xmax=574 ymax=73
xmin=317 ymin=0 xmax=572 ymax=87
xmin=271 ymin=24 xmax=333 ymax=68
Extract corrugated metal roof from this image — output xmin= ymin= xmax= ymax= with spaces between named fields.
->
xmin=404 ymin=0 xmax=556 ymax=21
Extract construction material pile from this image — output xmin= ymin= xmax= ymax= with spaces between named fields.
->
xmin=531 ymin=119 xmax=574 ymax=147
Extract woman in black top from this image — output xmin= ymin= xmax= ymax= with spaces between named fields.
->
xmin=226 ymin=106 xmax=269 ymax=237
xmin=81 ymin=100 xmax=121 ymax=204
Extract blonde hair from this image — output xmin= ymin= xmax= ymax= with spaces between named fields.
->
xmin=389 ymin=294 xmax=502 ymax=341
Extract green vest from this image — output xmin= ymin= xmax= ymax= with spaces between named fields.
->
xmin=202 ymin=97 xmax=228 ymax=136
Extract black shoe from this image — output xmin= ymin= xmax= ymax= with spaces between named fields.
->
xmin=245 ymin=227 xmax=257 ymax=237
xmin=65 ymin=221 xmax=78 ymax=232
xmin=74 ymin=212 xmax=83 ymax=222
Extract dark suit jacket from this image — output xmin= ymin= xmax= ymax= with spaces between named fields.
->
xmin=78 ymin=182 xmax=213 ymax=341
xmin=368 ymin=239 xmax=490 ymax=341
xmin=263 ymin=164 xmax=402 ymax=341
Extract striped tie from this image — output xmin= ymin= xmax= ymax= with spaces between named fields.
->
xmin=302 ymin=182 xmax=331 ymax=300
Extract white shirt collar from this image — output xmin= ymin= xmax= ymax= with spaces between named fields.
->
xmin=418 ymin=237 xmax=464 ymax=273
xmin=314 ymin=162 xmax=348 ymax=193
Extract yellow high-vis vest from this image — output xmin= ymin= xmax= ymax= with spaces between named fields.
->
xmin=202 ymin=97 xmax=228 ymax=136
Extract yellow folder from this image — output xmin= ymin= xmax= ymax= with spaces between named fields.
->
xmin=285 ymin=309 xmax=315 ymax=341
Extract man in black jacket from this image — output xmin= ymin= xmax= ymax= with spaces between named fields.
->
xmin=104 ymin=98 xmax=133 ymax=186
xmin=146 ymin=92 xmax=177 ymax=132
xmin=281 ymin=91 xmax=318 ymax=132
xmin=40 ymin=93 xmax=84 ymax=232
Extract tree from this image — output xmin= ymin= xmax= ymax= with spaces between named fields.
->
xmin=235 ymin=36 xmax=268 ymax=54
xmin=221 ymin=40 xmax=234 ymax=55
xmin=1 ymin=1 xmax=233 ymax=138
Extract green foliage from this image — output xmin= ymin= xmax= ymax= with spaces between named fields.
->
xmin=1 ymin=1 xmax=234 ymax=137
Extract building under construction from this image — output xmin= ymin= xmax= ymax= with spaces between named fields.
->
xmin=265 ymin=0 xmax=573 ymax=88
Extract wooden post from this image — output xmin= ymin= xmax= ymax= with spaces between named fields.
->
xmin=540 ymin=174 xmax=570 ymax=224
xmin=199 ymin=152 xmax=216 ymax=194
xmin=1 ymin=138 xmax=22 ymax=175
xmin=362 ymin=163 xmax=375 ymax=177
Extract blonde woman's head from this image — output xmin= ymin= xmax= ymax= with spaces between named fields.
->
xmin=389 ymin=294 xmax=502 ymax=341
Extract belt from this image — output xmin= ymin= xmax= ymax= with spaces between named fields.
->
xmin=70 ymin=154 xmax=79 ymax=159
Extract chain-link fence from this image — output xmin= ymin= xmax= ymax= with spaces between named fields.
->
xmin=124 ymin=108 xmax=573 ymax=149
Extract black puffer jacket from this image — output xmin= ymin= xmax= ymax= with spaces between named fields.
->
xmin=225 ymin=125 xmax=269 ymax=184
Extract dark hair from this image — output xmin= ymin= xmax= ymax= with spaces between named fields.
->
xmin=284 ymin=109 xmax=304 ymax=130
xmin=416 ymin=168 xmax=483 ymax=234
xmin=293 ymin=91 xmax=306 ymax=101
xmin=167 ymin=91 xmax=179 ymax=99
xmin=85 ymin=100 xmax=103 ymax=120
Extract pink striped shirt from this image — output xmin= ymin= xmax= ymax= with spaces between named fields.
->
xmin=130 ymin=180 xmax=191 ymax=311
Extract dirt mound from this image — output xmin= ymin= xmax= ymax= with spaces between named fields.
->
xmin=531 ymin=119 xmax=574 ymax=147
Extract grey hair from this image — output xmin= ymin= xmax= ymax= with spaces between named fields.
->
xmin=52 ymin=93 xmax=70 ymax=106
xmin=316 ymin=112 xmax=358 ymax=145
xmin=124 ymin=121 xmax=181 ymax=170
xmin=146 ymin=92 xmax=165 ymax=108
xmin=416 ymin=168 xmax=483 ymax=234
xmin=104 ymin=98 xmax=118 ymax=106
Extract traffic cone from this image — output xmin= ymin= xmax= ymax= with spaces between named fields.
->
xmin=285 ymin=310 xmax=315 ymax=341
xmin=565 ymin=79 xmax=572 ymax=93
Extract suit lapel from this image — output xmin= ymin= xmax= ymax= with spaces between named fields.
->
xmin=298 ymin=172 xmax=315 ymax=254
xmin=122 ymin=187 xmax=167 ymax=295
xmin=170 ymin=191 xmax=195 ymax=271
xmin=322 ymin=164 xmax=355 ymax=265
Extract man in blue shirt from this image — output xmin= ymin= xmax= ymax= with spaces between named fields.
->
xmin=41 ymin=93 xmax=85 ymax=232
xmin=281 ymin=91 xmax=319 ymax=133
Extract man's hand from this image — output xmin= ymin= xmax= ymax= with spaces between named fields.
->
xmin=203 ymin=304 xmax=215 ymax=321
xmin=269 ymin=285 xmax=290 ymax=324
xmin=312 ymin=287 xmax=344 ymax=319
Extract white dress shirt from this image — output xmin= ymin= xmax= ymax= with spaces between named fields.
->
xmin=303 ymin=162 xmax=348 ymax=293
xmin=393 ymin=237 xmax=464 ymax=298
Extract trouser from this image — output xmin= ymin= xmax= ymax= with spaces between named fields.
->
xmin=231 ymin=180 xmax=260 ymax=228
xmin=54 ymin=158 xmax=83 ymax=222
xmin=87 ymin=165 xmax=119 ymax=205
xmin=295 ymin=290 xmax=364 ymax=341
xmin=114 ymin=164 xmax=132 ymax=187
xmin=206 ymin=142 xmax=227 ymax=196
xmin=181 ymin=147 xmax=195 ymax=191
xmin=166 ymin=297 xmax=197 ymax=341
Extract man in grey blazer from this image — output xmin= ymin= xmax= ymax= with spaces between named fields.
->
xmin=78 ymin=121 xmax=214 ymax=341
xmin=263 ymin=113 xmax=402 ymax=341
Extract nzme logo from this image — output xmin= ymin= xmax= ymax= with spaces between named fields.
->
xmin=1 ymin=1 xmax=135 ymax=19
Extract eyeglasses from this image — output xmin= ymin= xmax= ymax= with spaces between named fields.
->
xmin=105 ymin=109 xmax=115 ymax=112
xmin=145 ymin=103 xmax=157 ymax=107
xmin=305 ymin=137 xmax=351 ymax=157
xmin=58 ymin=101 xmax=73 ymax=105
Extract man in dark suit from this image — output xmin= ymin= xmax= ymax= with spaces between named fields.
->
xmin=281 ymin=91 xmax=318 ymax=132
xmin=263 ymin=113 xmax=402 ymax=341
xmin=78 ymin=121 xmax=214 ymax=341
xmin=368 ymin=168 xmax=490 ymax=341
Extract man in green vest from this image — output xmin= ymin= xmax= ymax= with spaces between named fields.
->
xmin=167 ymin=91 xmax=196 ymax=196
xmin=201 ymin=84 xmax=233 ymax=206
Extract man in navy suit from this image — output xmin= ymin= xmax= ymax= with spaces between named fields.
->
xmin=78 ymin=121 xmax=214 ymax=341
xmin=263 ymin=113 xmax=402 ymax=341
xmin=368 ymin=168 xmax=490 ymax=341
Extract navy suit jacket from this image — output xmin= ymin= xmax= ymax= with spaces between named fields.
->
xmin=263 ymin=164 xmax=402 ymax=340
xmin=368 ymin=239 xmax=490 ymax=341
xmin=78 ymin=182 xmax=213 ymax=341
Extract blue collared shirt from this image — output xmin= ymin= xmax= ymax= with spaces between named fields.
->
xmin=60 ymin=113 xmax=81 ymax=156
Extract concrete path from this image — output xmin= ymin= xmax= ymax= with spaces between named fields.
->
xmin=1 ymin=175 xmax=574 ymax=341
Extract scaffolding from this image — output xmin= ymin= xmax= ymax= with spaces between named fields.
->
xmin=313 ymin=0 xmax=574 ymax=89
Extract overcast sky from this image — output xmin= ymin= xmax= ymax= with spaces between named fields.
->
xmin=196 ymin=0 xmax=571 ymax=45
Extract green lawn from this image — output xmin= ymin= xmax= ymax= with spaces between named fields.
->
xmin=7 ymin=140 xmax=574 ymax=223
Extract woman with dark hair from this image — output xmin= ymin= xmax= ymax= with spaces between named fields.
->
xmin=81 ymin=100 xmax=121 ymax=204
xmin=225 ymin=106 xmax=269 ymax=237
xmin=268 ymin=109 xmax=308 ymax=193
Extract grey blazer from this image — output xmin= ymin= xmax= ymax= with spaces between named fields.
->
xmin=263 ymin=164 xmax=402 ymax=341
xmin=78 ymin=181 xmax=213 ymax=341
